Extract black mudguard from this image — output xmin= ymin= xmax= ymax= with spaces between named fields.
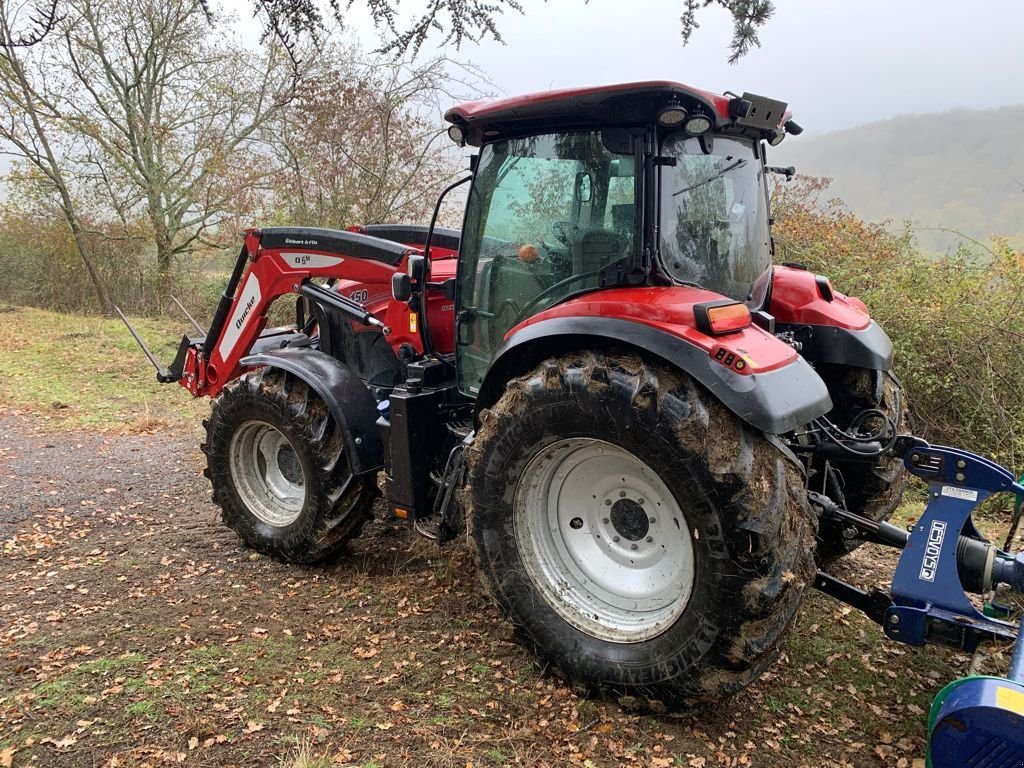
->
xmin=478 ymin=317 xmax=833 ymax=435
xmin=240 ymin=348 xmax=384 ymax=475
xmin=778 ymin=319 xmax=894 ymax=370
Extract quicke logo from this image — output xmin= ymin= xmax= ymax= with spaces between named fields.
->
xmin=235 ymin=295 xmax=257 ymax=330
xmin=918 ymin=520 xmax=947 ymax=582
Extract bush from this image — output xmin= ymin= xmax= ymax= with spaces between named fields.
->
xmin=0 ymin=206 xmax=234 ymax=320
xmin=773 ymin=177 xmax=1024 ymax=467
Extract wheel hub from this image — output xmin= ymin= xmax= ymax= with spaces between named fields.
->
xmin=514 ymin=438 xmax=695 ymax=643
xmin=229 ymin=420 xmax=306 ymax=527
xmin=610 ymin=498 xmax=649 ymax=541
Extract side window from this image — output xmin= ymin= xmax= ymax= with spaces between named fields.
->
xmin=484 ymin=159 xmax=578 ymax=243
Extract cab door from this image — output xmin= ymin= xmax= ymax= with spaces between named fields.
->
xmin=455 ymin=132 xmax=637 ymax=395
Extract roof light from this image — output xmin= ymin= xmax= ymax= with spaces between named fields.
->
xmin=656 ymin=103 xmax=688 ymax=128
xmin=447 ymin=124 xmax=466 ymax=145
xmin=694 ymin=300 xmax=751 ymax=335
xmin=768 ymin=129 xmax=786 ymax=147
xmin=683 ymin=114 xmax=712 ymax=135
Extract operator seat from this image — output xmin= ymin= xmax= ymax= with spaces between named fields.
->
xmin=572 ymin=228 xmax=627 ymax=274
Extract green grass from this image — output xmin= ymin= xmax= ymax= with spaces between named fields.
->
xmin=0 ymin=305 xmax=205 ymax=428
xmin=124 ymin=699 xmax=162 ymax=721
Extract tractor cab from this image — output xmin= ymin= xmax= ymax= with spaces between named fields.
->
xmin=443 ymin=81 xmax=796 ymax=394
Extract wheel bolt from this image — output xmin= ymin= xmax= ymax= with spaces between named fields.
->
xmin=631 ymin=544 xmax=638 ymax=551
xmin=602 ymin=518 xmax=609 ymax=524
xmin=619 ymin=490 xmax=626 ymax=498
xmin=646 ymin=536 xmax=653 ymax=543
xmin=604 ymin=499 xmax=612 ymax=506
xmin=649 ymin=517 xmax=656 ymax=524
xmin=569 ymin=517 xmax=583 ymax=530
xmin=612 ymin=536 xmax=620 ymax=543
xmin=637 ymin=498 xmax=645 ymax=505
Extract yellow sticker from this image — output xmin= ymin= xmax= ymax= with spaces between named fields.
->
xmin=996 ymin=686 xmax=1024 ymax=716
xmin=409 ymin=313 xmax=417 ymax=333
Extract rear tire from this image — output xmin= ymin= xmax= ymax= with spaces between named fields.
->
xmin=203 ymin=367 xmax=377 ymax=564
xmin=814 ymin=366 xmax=908 ymax=561
xmin=468 ymin=352 xmax=817 ymax=710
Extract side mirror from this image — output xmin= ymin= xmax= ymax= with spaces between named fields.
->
xmin=407 ymin=254 xmax=425 ymax=280
xmin=392 ymin=273 xmax=412 ymax=302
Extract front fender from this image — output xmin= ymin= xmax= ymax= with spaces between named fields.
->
xmin=479 ymin=317 xmax=832 ymax=435
xmin=778 ymin=320 xmax=894 ymax=370
xmin=240 ymin=348 xmax=383 ymax=475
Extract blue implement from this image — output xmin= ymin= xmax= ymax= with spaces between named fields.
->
xmin=928 ymin=676 xmax=1024 ymax=768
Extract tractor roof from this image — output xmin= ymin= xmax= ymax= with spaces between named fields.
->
xmin=445 ymin=81 xmax=746 ymax=146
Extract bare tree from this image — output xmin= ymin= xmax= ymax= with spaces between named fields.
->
xmin=60 ymin=0 xmax=299 ymax=281
xmin=269 ymin=52 xmax=479 ymax=228
xmin=0 ymin=0 xmax=113 ymax=312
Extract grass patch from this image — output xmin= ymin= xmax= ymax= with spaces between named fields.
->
xmin=124 ymin=699 xmax=163 ymax=721
xmin=0 ymin=305 xmax=205 ymax=428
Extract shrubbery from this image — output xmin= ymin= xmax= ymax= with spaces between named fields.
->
xmin=0 ymin=206 xmax=232 ymax=318
xmin=773 ymin=177 xmax=1024 ymax=466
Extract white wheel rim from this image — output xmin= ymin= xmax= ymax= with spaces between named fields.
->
xmin=229 ymin=420 xmax=306 ymax=527
xmin=514 ymin=437 xmax=696 ymax=643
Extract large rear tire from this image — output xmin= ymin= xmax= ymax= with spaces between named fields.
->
xmin=813 ymin=366 xmax=908 ymax=561
xmin=468 ymin=352 xmax=817 ymax=710
xmin=202 ymin=367 xmax=377 ymax=564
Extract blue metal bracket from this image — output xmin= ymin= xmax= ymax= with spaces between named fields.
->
xmin=886 ymin=443 xmax=1024 ymax=649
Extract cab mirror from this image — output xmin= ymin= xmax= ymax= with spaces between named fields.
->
xmin=407 ymin=254 xmax=425 ymax=280
xmin=392 ymin=273 xmax=412 ymax=302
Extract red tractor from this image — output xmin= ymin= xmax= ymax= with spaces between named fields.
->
xmin=125 ymin=82 xmax=907 ymax=709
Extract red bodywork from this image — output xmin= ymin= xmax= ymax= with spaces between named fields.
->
xmin=769 ymin=265 xmax=870 ymax=329
xmin=449 ymin=81 xmax=732 ymax=123
xmin=180 ymin=230 xmax=876 ymax=400
xmin=511 ymin=286 xmax=798 ymax=376
xmin=178 ymin=228 xmax=458 ymax=398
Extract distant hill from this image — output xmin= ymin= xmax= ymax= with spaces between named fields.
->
xmin=773 ymin=106 xmax=1024 ymax=253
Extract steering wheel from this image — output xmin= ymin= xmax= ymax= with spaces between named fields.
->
xmin=551 ymin=220 xmax=573 ymax=247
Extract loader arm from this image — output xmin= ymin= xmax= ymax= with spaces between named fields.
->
xmin=178 ymin=228 xmax=413 ymax=398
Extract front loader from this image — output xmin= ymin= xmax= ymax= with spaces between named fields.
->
xmin=119 ymin=81 xmax=1024 ymax=763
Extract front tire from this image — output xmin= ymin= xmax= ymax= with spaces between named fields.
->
xmin=813 ymin=366 xmax=908 ymax=560
xmin=469 ymin=352 xmax=817 ymax=709
xmin=203 ymin=367 xmax=377 ymax=564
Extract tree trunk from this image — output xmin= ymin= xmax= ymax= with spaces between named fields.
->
xmin=67 ymin=217 xmax=114 ymax=314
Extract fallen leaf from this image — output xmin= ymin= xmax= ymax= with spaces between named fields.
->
xmin=243 ymin=721 xmax=264 ymax=734
xmin=0 ymin=747 xmax=15 ymax=768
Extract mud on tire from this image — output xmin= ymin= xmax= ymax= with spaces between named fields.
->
xmin=202 ymin=367 xmax=377 ymax=564
xmin=813 ymin=366 xmax=908 ymax=561
xmin=468 ymin=351 xmax=817 ymax=710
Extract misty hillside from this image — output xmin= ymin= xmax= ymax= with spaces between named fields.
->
xmin=773 ymin=105 xmax=1024 ymax=252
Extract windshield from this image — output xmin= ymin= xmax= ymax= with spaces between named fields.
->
xmin=659 ymin=134 xmax=770 ymax=303
xmin=456 ymin=131 xmax=637 ymax=394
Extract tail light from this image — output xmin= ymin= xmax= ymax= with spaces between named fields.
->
xmin=694 ymin=300 xmax=751 ymax=335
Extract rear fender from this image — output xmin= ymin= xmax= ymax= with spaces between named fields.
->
xmin=478 ymin=317 xmax=832 ymax=435
xmin=240 ymin=348 xmax=383 ymax=475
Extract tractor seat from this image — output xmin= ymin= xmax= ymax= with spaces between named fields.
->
xmin=572 ymin=227 xmax=627 ymax=273
xmin=260 ymin=227 xmax=411 ymax=266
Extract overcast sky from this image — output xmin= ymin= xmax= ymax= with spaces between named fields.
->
xmin=341 ymin=0 xmax=1024 ymax=134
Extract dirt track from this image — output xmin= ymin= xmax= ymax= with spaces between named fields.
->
xmin=0 ymin=408 xmax=962 ymax=767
